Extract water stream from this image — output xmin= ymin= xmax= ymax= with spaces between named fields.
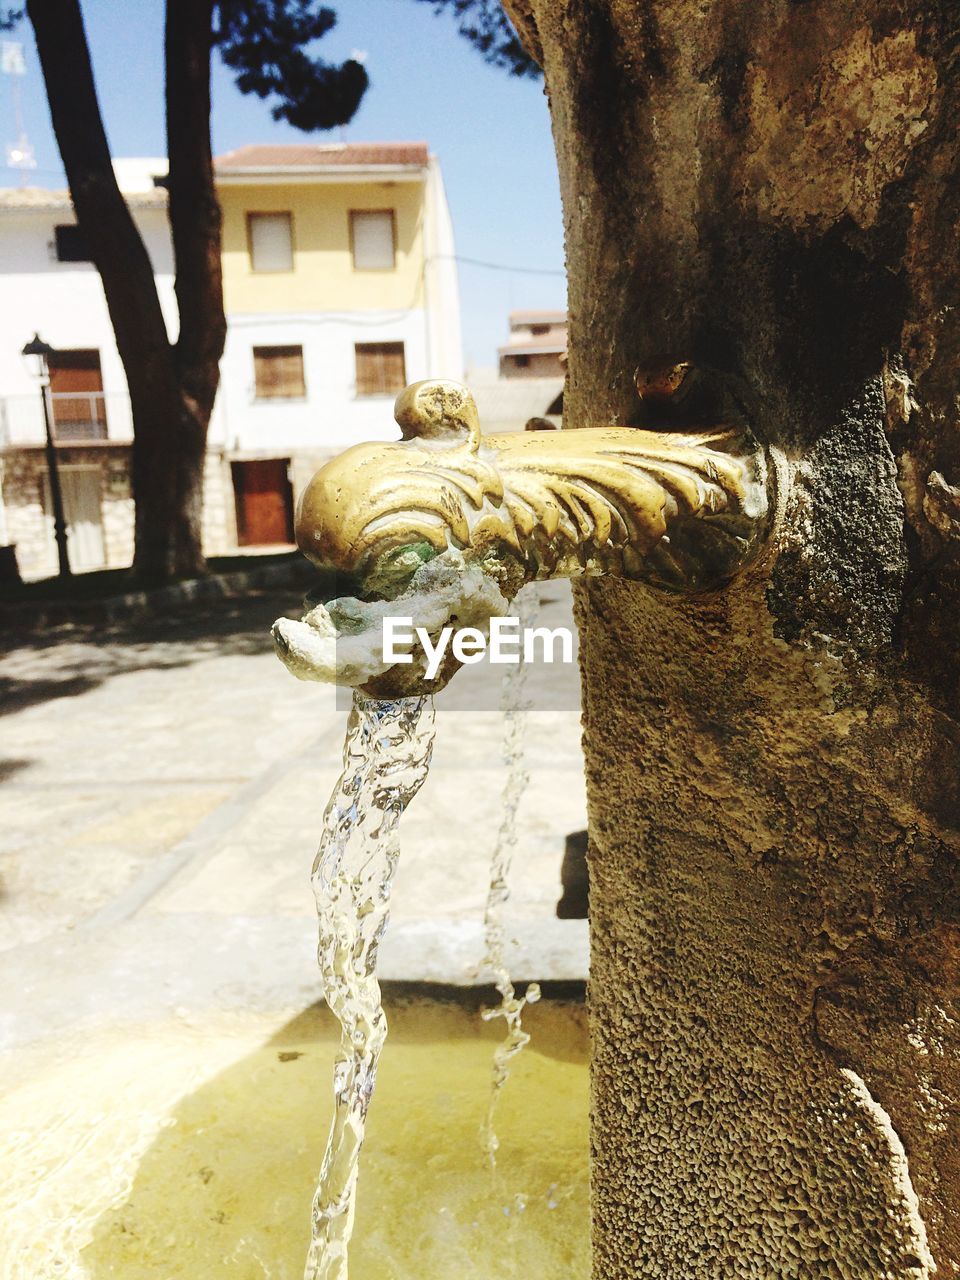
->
xmin=303 ymin=691 xmax=436 ymax=1280
xmin=304 ymin=594 xmax=544 ymax=1275
xmin=479 ymin=590 xmax=541 ymax=1167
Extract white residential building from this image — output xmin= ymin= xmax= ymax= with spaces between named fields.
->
xmin=0 ymin=142 xmax=462 ymax=578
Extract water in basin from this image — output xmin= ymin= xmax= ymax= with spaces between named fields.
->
xmin=0 ymin=992 xmax=589 ymax=1279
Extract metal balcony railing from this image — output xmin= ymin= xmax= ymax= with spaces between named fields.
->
xmin=49 ymin=391 xmax=108 ymax=442
xmin=1 ymin=392 xmax=133 ymax=447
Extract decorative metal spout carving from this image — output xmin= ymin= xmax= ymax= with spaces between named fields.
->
xmin=273 ymin=378 xmax=774 ymax=695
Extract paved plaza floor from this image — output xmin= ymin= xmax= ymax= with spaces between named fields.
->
xmin=0 ymin=579 xmax=590 ymax=1279
xmin=0 ymin=580 xmax=588 ymax=1055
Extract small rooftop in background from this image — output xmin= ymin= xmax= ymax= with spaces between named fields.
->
xmin=500 ymin=335 xmax=570 ymax=354
xmin=499 ymin=310 xmax=568 ymax=377
xmin=509 ymin=309 xmax=567 ymax=326
xmin=0 ymin=144 xmax=431 ymax=210
xmin=0 ymin=158 xmax=168 ymax=208
xmin=215 ymin=142 xmax=430 ymax=172
xmin=0 ymin=187 xmax=166 ymax=211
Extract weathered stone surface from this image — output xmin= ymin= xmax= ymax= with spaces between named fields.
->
xmin=2 ymin=446 xmax=237 ymax=578
xmin=511 ymin=1 xmax=960 ymax=1274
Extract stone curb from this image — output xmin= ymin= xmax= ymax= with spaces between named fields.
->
xmin=0 ymin=556 xmax=315 ymax=631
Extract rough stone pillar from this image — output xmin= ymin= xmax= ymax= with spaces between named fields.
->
xmin=506 ymin=2 xmax=960 ymax=1275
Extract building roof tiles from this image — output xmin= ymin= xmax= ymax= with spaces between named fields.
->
xmin=215 ymin=142 xmax=429 ymax=170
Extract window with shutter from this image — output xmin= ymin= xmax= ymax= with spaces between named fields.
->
xmin=350 ymin=210 xmax=396 ymax=270
xmin=253 ymin=345 xmax=306 ymax=399
xmin=354 ymin=342 xmax=407 ymax=397
xmin=247 ymin=212 xmax=294 ymax=272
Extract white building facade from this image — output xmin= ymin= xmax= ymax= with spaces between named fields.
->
xmin=0 ymin=143 xmax=462 ymax=578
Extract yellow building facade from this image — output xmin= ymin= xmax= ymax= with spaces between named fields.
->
xmin=211 ymin=142 xmax=463 ymax=547
xmin=219 ymin=178 xmax=427 ymax=316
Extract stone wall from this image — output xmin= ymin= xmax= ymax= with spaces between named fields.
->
xmin=289 ymin=449 xmax=337 ymax=504
xmin=101 ymin=449 xmax=135 ymax=569
xmin=1 ymin=445 xmax=135 ymax=580
xmin=200 ymin=451 xmax=236 ymax=558
xmin=2 ymin=446 xmax=247 ymax=580
xmin=2 ymin=448 xmax=54 ymax=580
xmin=0 ymin=445 xmax=334 ymax=581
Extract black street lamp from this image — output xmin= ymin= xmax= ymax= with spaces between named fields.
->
xmin=22 ymin=333 xmax=71 ymax=579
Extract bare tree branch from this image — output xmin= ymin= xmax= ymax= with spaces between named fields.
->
xmin=25 ymin=0 xmax=172 ymax=380
xmin=166 ymin=0 xmax=226 ymax=417
xmin=25 ymin=0 xmax=367 ymax=581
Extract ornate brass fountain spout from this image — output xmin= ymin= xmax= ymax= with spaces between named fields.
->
xmin=273 ymin=378 xmax=776 ymax=696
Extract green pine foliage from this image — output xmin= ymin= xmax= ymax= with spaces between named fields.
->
xmin=214 ymin=1 xmax=368 ymax=129
xmin=414 ymin=0 xmax=539 ymax=79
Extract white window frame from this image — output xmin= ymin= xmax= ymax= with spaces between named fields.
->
xmin=247 ymin=211 xmax=294 ymax=273
xmin=350 ymin=209 xmax=397 ymax=271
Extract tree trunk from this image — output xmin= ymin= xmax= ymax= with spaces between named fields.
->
xmin=27 ymin=0 xmax=225 ymax=582
xmin=161 ymin=0 xmax=225 ymax=579
xmin=509 ymin=1 xmax=960 ymax=1275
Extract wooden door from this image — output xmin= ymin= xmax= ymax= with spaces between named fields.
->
xmin=232 ymin=459 xmax=294 ymax=546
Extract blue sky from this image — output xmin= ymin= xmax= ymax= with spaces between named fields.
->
xmin=0 ymin=0 xmax=566 ymax=366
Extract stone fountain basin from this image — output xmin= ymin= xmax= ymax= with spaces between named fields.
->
xmin=0 ymin=582 xmax=588 ymax=1277
xmin=0 ymin=988 xmax=588 ymax=1280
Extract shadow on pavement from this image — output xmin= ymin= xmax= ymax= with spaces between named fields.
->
xmin=0 ymin=757 xmax=33 ymax=782
xmin=0 ymin=587 xmax=306 ymax=718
